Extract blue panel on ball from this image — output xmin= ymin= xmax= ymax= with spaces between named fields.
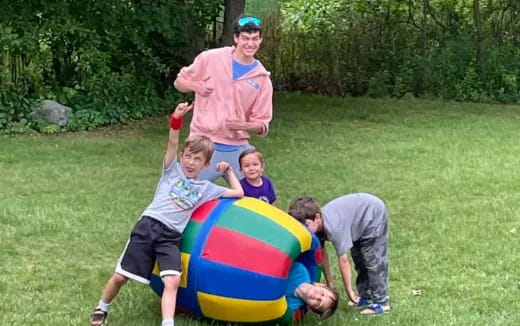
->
xmin=196 ymin=259 xmax=286 ymax=300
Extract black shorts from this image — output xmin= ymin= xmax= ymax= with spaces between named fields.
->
xmin=115 ymin=216 xmax=183 ymax=284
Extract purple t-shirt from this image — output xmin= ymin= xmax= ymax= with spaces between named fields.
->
xmin=240 ymin=175 xmax=277 ymax=204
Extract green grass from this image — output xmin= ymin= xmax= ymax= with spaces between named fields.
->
xmin=2 ymin=93 xmax=520 ymax=325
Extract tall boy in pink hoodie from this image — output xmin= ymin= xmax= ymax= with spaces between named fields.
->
xmin=174 ymin=14 xmax=273 ymax=182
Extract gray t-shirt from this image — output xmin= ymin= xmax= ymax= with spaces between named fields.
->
xmin=141 ymin=160 xmax=226 ymax=232
xmin=323 ymin=193 xmax=387 ymax=257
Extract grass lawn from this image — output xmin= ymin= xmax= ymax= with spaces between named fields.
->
xmin=2 ymin=93 xmax=520 ymax=326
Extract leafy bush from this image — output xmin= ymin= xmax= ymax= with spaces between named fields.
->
xmin=0 ymin=0 xmax=196 ymax=132
xmin=259 ymin=0 xmax=520 ymax=104
xmin=367 ymin=71 xmax=392 ymax=98
xmin=0 ymin=87 xmax=36 ymax=133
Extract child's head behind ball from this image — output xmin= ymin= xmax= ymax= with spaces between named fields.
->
xmin=239 ymin=149 xmax=265 ymax=181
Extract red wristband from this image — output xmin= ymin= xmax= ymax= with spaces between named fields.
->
xmin=169 ymin=114 xmax=183 ymax=130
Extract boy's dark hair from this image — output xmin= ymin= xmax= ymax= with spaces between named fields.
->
xmin=288 ymin=196 xmax=321 ymax=224
xmin=310 ymin=286 xmax=340 ymax=320
xmin=238 ymin=148 xmax=265 ymax=168
xmin=233 ymin=14 xmax=262 ymax=37
xmin=182 ymin=135 xmax=214 ymax=164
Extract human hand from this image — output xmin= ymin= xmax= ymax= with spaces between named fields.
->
xmin=195 ymin=76 xmax=214 ymax=97
xmin=226 ymin=119 xmax=248 ymax=131
xmin=216 ymin=161 xmax=232 ymax=174
xmin=172 ymin=102 xmax=193 ymax=118
xmin=347 ymin=295 xmax=360 ymax=306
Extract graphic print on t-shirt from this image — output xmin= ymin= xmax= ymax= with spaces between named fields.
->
xmin=170 ymin=178 xmax=204 ymax=210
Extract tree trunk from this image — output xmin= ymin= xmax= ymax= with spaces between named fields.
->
xmin=185 ymin=9 xmax=206 ymax=63
xmin=417 ymin=0 xmax=428 ymax=95
xmin=473 ymin=0 xmax=485 ymax=75
xmin=221 ymin=0 xmax=245 ymax=46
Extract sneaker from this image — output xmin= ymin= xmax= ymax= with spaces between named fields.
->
xmin=347 ymin=297 xmax=371 ymax=308
xmin=360 ymin=302 xmax=391 ymax=316
xmin=89 ymin=308 xmax=108 ymax=326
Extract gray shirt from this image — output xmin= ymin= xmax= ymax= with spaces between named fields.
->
xmin=141 ymin=160 xmax=226 ymax=232
xmin=323 ymin=193 xmax=387 ymax=256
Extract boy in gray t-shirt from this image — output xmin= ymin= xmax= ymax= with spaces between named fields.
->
xmin=288 ymin=193 xmax=390 ymax=316
xmin=89 ymin=102 xmax=244 ymax=326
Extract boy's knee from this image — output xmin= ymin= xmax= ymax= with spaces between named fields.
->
xmin=162 ymin=274 xmax=181 ymax=289
xmin=112 ymin=272 xmax=129 ymax=285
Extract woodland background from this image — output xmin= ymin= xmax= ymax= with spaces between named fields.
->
xmin=1 ymin=0 xmax=519 ymax=132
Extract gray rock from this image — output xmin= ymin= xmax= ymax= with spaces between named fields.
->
xmin=30 ymin=100 xmax=72 ymax=127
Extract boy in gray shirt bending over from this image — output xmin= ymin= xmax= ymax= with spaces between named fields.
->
xmin=288 ymin=193 xmax=390 ymax=316
xmin=89 ymin=102 xmax=244 ymax=326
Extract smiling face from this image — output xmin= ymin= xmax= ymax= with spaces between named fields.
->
xmin=305 ymin=284 xmax=336 ymax=313
xmin=239 ymin=152 xmax=265 ymax=182
xmin=233 ymin=31 xmax=262 ymax=63
xmin=180 ymin=149 xmax=210 ymax=179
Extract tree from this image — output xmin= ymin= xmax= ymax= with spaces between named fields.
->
xmin=221 ymin=0 xmax=245 ymax=46
xmin=473 ymin=0 xmax=485 ymax=75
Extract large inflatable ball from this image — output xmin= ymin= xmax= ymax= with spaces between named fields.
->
xmin=150 ymin=197 xmax=323 ymax=323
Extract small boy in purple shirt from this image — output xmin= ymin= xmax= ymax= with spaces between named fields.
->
xmin=238 ymin=149 xmax=276 ymax=204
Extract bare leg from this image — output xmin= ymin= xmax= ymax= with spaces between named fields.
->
xmin=100 ymin=272 xmax=129 ymax=303
xmin=90 ymin=273 xmax=129 ymax=325
xmin=161 ymin=275 xmax=181 ymax=320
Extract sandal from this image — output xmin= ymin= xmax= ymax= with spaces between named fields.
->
xmin=347 ymin=297 xmax=370 ymax=308
xmin=89 ymin=308 xmax=108 ymax=326
xmin=360 ymin=303 xmax=391 ymax=316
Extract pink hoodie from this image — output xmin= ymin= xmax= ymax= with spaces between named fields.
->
xmin=178 ymin=47 xmax=273 ymax=146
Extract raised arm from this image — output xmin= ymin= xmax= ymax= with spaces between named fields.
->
xmin=216 ymin=162 xmax=244 ymax=198
xmin=164 ymin=102 xmax=193 ymax=168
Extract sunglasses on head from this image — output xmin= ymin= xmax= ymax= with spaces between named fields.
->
xmin=238 ymin=16 xmax=262 ymax=27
